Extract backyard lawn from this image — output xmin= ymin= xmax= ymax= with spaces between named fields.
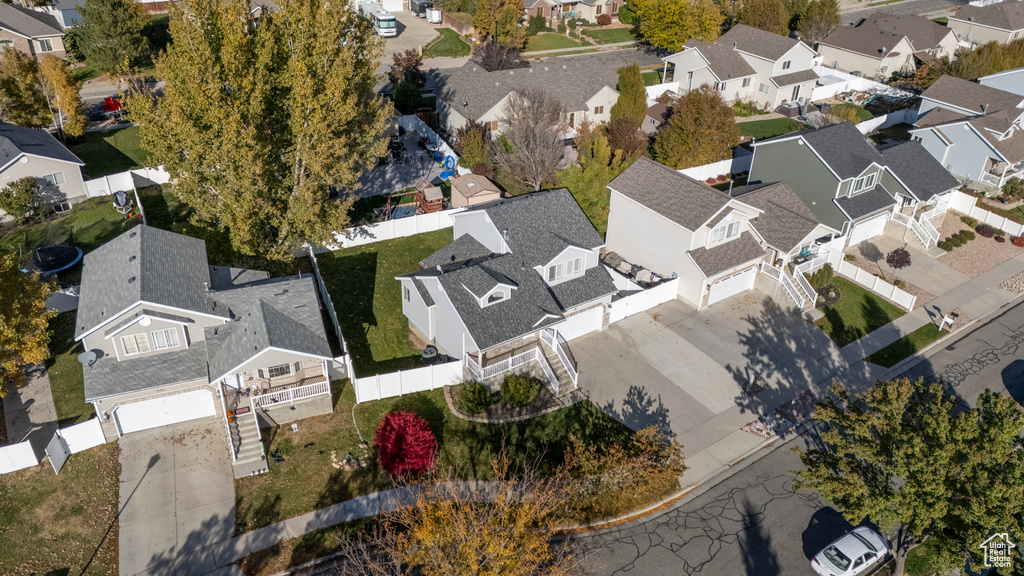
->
xmin=642 ymin=69 xmax=665 ymax=86
xmin=525 ymin=33 xmax=585 ymax=52
xmin=68 ymin=126 xmax=148 ymax=179
xmin=830 ymin=103 xmax=873 ymax=122
xmin=815 ymin=277 xmax=906 ymax=347
xmin=422 ymin=28 xmax=471 ymax=58
xmin=46 ymin=311 xmax=94 ymax=427
xmin=582 ymin=27 xmax=636 ymax=44
xmin=0 ymin=195 xmax=137 ymax=255
xmin=739 ymin=118 xmax=804 ymax=139
xmin=866 ymin=322 xmax=943 ymax=368
xmin=315 ymin=229 xmax=453 ymax=376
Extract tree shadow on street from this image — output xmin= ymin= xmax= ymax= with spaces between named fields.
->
xmin=740 ymin=496 xmax=782 ymax=576
xmin=598 ymin=384 xmax=672 ymax=436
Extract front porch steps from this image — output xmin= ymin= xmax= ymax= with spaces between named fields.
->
xmin=225 ymin=393 xmax=268 ymax=478
xmin=539 ymin=343 xmax=577 ymax=396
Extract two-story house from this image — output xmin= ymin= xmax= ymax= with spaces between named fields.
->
xmin=909 ymin=75 xmax=1024 ymax=189
xmin=0 ymin=123 xmax=86 ymax=219
xmin=437 ymin=53 xmax=622 ymax=135
xmin=979 ymin=67 xmax=1024 ymax=97
xmin=749 ymin=122 xmax=961 ymax=249
xmin=817 ymin=13 xmax=956 ymax=79
xmin=75 ymin=225 xmax=335 ymax=477
xmin=397 ymin=188 xmax=616 ymax=395
xmin=659 ymin=24 xmax=819 ymax=110
xmin=948 ymin=1 xmax=1024 ymax=47
xmin=524 ymin=0 xmax=621 ymax=24
xmin=605 ymin=157 xmax=836 ymax=309
xmin=0 ymin=3 xmax=65 ymax=58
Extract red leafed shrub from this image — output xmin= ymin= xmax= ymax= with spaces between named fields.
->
xmin=976 ymin=223 xmax=996 ymax=238
xmin=706 ymin=177 xmax=716 ymax=184
xmin=375 ymin=411 xmax=437 ymax=476
xmin=716 ymin=174 xmax=729 ymax=182
xmin=996 ymin=236 xmax=1006 ymax=243
xmin=1013 ymin=236 xmax=1024 ymax=248
xmin=596 ymin=14 xmax=611 ymax=25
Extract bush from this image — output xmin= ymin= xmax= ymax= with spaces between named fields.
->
xmin=500 ymin=374 xmax=540 ymax=407
xmin=960 ymin=230 xmax=976 ymax=242
xmin=1014 ymin=236 xmax=1024 ymax=248
xmin=996 ymin=229 xmax=1007 ymax=236
xmin=960 ymin=215 xmax=979 ymax=227
xmin=596 ymin=14 xmax=611 ymax=25
xmin=706 ymin=177 xmax=716 ymax=184
xmin=938 ymin=241 xmax=951 ymax=251
xmin=1002 ymin=178 xmax=1024 ymax=200
xmin=375 ymin=411 xmax=437 ymax=476
xmin=526 ymin=15 xmax=547 ymax=36
xmin=576 ymin=18 xmax=590 ymax=26
xmin=570 ymin=30 xmax=579 ymax=38
xmin=996 ymin=236 xmax=1006 ymax=243
xmin=844 ymin=254 xmax=856 ymax=262
xmin=808 ymin=263 xmax=834 ymax=290
xmin=458 ymin=381 xmax=493 ymax=415
xmin=567 ymin=18 xmax=577 ymax=30
xmin=617 ymin=4 xmax=636 ymax=24
xmin=976 ymin=223 xmax=996 ymax=238
xmin=557 ymin=21 xmax=566 ymax=33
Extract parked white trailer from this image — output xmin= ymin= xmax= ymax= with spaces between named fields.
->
xmin=358 ymin=1 xmax=398 ymax=37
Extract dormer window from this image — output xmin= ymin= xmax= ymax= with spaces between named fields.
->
xmin=712 ymin=221 xmax=741 ymax=243
xmin=488 ymin=292 xmax=505 ymax=304
xmin=853 ymin=173 xmax=876 ymax=194
xmin=548 ymin=257 xmax=583 ymax=282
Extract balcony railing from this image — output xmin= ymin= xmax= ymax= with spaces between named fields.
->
xmin=252 ymin=380 xmax=331 ymax=409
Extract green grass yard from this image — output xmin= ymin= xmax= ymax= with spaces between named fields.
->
xmin=422 ymin=28 xmax=471 ymax=58
xmin=315 ymin=229 xmax=453 ymax=376
xmin=815 ymin=277 xmax=906 ymax=347
xmin=931 ymin=16 xmax=948 ymax=25
xmin=831 ymin=103 xmax=874 ymax=122
xmin=582 ymin=27 xmax=636 ymax=44
xmin=68 ymin=126 xmax=149 ymax=179
xmin=0 ymin=195 xmax=136 ymax=255
xmin=46 ymin=311 xmax=94 ymax=426
xmin=642 ymin=69 xmax=665 ymax=86
xmin=738 ymin=118 xmax=804 ymax=139
xmin=525 ymin=33 xmax=586 ymax=52
xmin=866 ymin=322 xmax=943 ymax=368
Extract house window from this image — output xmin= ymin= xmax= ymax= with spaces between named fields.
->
xmin=487 ymin=120 xmax=498 ymax=131
xmin=852 ymin=173 xmax=876 ymax=194
xmin=611 ymin=2 xmax=618 ymax=13
xmin=758 ymin=83 xmax=769 ymax=94
xmin=52 ymin=201 xmax=71 ymax=213
xmin=267 ymin=363 xmax=291 ymax=378
xmin=488 ymin=292 xmax=504 ymax=304
xmin=121 ymin=333 xmax=150 ymax=355
xmin=742 ymin=77 xmax=751 ymax=88
xmin=150 ymin=328 xmax=180 ymax=350
xmin=593 ymin=105 xmax=604 ymax=114
xmin=782 ymin=60 xmax=791 ymax=70
xmin=547 ymin=257 xmax=583 ymax=282
xmin=38 ymin=38 xmax=53 ymax=52
xmin=403 ymin=286 xmax=410 ymax=301
xmin=596 ymin=4 xmax=602 ymax=14
xmin=718 ymin=82 xmax=727 ymax=91
xmin=0 ymin=40 xmax=12 ymax=49
xmin=40 ymin=172 xmax=65 ymax=187
xmin=711 ymin=221 xmax=741 ymax=243
xmin=1015 ymin=31 xmax=1021 ymax=39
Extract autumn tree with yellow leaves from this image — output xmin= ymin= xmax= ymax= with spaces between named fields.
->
xmin=0 ymin=251 xmax=56 ymax=398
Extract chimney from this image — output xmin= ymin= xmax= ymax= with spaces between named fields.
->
xmin=728 ymin=180 xmax=734 ymax=196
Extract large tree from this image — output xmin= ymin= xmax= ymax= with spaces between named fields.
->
xmin=76 ymin=0 xmax=148 ymax=74
xmin=797 ymin=0 xmax=840 ymax=46
xmin=632 ymin=0 xmax=724 ymax=51
xmin=492 ymin=87 xmax=568 ymax=192
xmin=556 ymin=122 xmax=629 ymax=236
xmin=737 ymin=0 xmax=790 ymax=35
xmin=796 ymin=379 xmax=1024 ymax=575
xmin=0 ymin=250 xmax=56 ymax=398
xmin=0 ymin=49 xmax=50 ymax=128
xmin=0 ymin=177 xmax=41 ymax=223
xmin=39 ymin=55 xmax=85 ymax=138
xmin=473 ymin=0 xmax=527 ymax=48
xmin=126 ymin=0 xmax=391 ymax=259
xmin=652 ymin=85 xmax=738 ymax=169
xmin=610 ymin=63 xmax=647 ymax=130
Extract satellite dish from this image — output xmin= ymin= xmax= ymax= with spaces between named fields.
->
xmin=139 ymin=317 xmax=152 ymax=327
xmin=77 ymin=350 xmax=97 ymax=367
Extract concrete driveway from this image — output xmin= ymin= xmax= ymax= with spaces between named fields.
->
xmin=384 ymin=12 xmax=439 ymax=61
xmin=118 ymin=418 xmax=234 ymax=576
xmin=850 ymin=234 xmax=969 ymax=297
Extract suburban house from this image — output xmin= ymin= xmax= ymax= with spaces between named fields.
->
xmin=643 ymin=102 xmax=672 ymax=135
xmin=397 ymin=188 xmax=616 ymax=395
xmin=0 ymin=123 xmax=86 ymax=219
xmin=979 ymin=67 xmax=1024 ymax=96
xmin=659 ymin=24 xmax=819 ymax=110
xmin=31 ymin=0 xmax=84 ymax=29
xmin=0 ymin=3 xmax=65 ymax=58
xmin=816 ymin=13 xmax=956 ymax=78
xmin=437 ymin=53 xmax=622 ymax=135
xmin=948 ymin=1 xmax=1024 ymax=47
xmin=450 ymin=174 xmax=502 ymax=208
xmin=605 ymin=157 xmax=836 ymax=309
xmin=75 ymin=225 xmax=335 ymax=477
xmin=910 ymin=75 xmax=1024 ymax=188
xmin=748 ymin=122 xmax=961 ymax=250
xmin=523 ymin=0 xmax=621 ymax=22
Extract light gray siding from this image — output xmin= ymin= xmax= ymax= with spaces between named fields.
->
xmin=913 ymin=129 xmax=951 ymax=168
xmin=81 ymin=302 xmax=224 ymax=357
xmin=0 ymin=155 xmax=85 ymax=215
xmin=399 ymin=277 xmax=432 ymax=343
xmin=453 ymin=211 xmax=504 ymax=253
xmin=423 ymin=276 xmax=478 ymax=356
xmin=919 ymin=123 xmax=1000 ymax=181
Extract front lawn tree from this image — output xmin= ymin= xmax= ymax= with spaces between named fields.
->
xmin=473 ymin=0 xmax=527 ymax=48
xmin=886 ymin=247 xmax=911 ymax=284
xmin=39 ymin=55 xmax=85 ymax=138
xmin=76 ymin=0 xmax=148 ymax=74
xmin=0 ymin=250 xmax=56 ymax=398
xmin=797 ymin=0 xmax=840 ymax=46
xmin=609 ymin=63 xmax=647 ymax=130
xmin=492 ymin=87 xmax=568 ymax=192
xmin=0 ymin=49 xmax=49 ymax=128
xmin=631 ymin=0 xmax=724 ymax=51
xmin=126 ymin=0 xmax=391 ymax=259
xmin=652 ymin=85 xmax=738 ymax=169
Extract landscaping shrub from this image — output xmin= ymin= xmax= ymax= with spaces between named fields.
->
xmin=570 ymin=30 xmax=579 ymax=38
xmin=1002 ymin=177 xmax=1024 ymax=200
xmin=567 ymin=18 xmax=577 ymax=29
xmin=1014 ymin=236 xmax=1024 ymax=247
xmin=961 ymin=215 xmax=979 ymax=227
xmin=375 ymin=411 xmax=437 ymax=476
xmin=557 ymin=21 xmax=566 ymax=33
xmin=938 ymin=241 xmax=952 ymax=251
xmin=960 ymin=230 xmax=976 ymax=241
xmin=596 ymin=14 xmax=611 ymax=25
xmin=617 ymin=4 xmax=636 ymax=24
xmin=845 ymin=254 xmax=856 ymax=262
xmin=526 ymin=16 xmax=547 ymax=36
xmin=996 ymin=229 xmax=1007 ymax=237
xmin=976 ymin=223 xmax=996 ymax=238
xmin=996 ymin=236 xmax=1006 ymax=243
xmin=501 ymin=374 xmax=540 ymax=407
xmin=576 ymin=18 xmax=590 ymax=26
xmin=808 ymin=263 xmax=834 ymax=290
xmin=706 ymin=177 xmax=716 ymax=184
xmin=458 ymin=381 xmax=493 ymax=415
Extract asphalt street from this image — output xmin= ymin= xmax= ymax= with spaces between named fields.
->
xmin=842 ymin=0 xmax=968 ymax=25
xmin=584 ymin=299 xmax=1024 ymax=576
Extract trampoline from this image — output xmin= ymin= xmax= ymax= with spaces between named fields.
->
xmin=391 ymin=205 xmax=416 ymax=219
xmin=30 ymin=240 xmax=82 ymax=275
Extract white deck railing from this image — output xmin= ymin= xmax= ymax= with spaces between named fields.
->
xmin=760 ymin=262 xmax=782 ymax=281
xmin=252 ymin=379 xmax=331 ymax=409
xmin=541 ymin=328 xmax=577 ymax=385
xmin=794 ymin=254 xmax=829 ymax=276
xmin=465 ymin=347 xmax=561 ymax=395
xmin=794 ymin=271 xmax=816 ymax=304
xmin=780 ymin=272 xmax=806 ymax=309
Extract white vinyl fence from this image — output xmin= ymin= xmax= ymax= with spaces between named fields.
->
xmin=811 ymin=66 xmax=916 ymax=101
xmin=948 ymin=190 xmax=1024 ymax=237
xmin=0 ymin=441 xmax=38 ymax=474
xmin=397 ymin=114 xmax=470 ymax=176
xmin=305 ymin=244 xmax=352 ymax=376
xmin=330 ymin=207 xmax=464 ymax=249
xmin=678 ymin=150 xmax=754 ymax=182
xmin=352 ymin=361 xmax=464 ymax=403
xmin=608 ymin=278 xmax=681 ymax=324
xmin=837 ymin=260 xmax=917 ymax=310
xmin=854 ymin=108 xmax=919 ymax=135
xmin=45 ymin=418 xmax=106 ymax=474
xmin=646 ymin=81 xmax=680 ymax=106
xmin=84 ymin=166 xmax=171 ymax=199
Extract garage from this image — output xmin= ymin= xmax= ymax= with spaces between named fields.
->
xmin=114 ymin=389 xmax=217 ymax=436
xmin=847 ymin=213 xmax=888 ymax=246
xmin=707 ymin=267 xmax=757 ymax=307
xmin=554 ymin=306 xmax=604 ymax=340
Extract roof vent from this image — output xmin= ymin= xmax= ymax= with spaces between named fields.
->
xmin=467 ymin=182 xmax=475 ymax=187
xmin=510 ymin=70 xmax=514 ymax=75
xmin=503 ymin=229 xmax=509 ymax=239
xmin=129 ymin=231 xmax=137 ymax=238
xmin=562 ymin=65 xmax=567 ymax=69
xmin=128 ymin=255 xmax=136 ymax=262
xmin=128 ymin=276 xmax=136 ymax=284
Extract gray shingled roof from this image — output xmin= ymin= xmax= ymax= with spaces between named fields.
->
xmin=682 ymin=38 xmax=756 ymax=80
xmin=608 ymin=156 xmax=733 ymax=231
xmin=421 ymin=234 xmax=492 ymax=269
xmin=83 ymin=342 xmax=210 ymax=401
xmin=951 ymin=2 xmax=1024 ymax=32
xmin=687 ymin=232 xmax=766 ymax=278
xmin=915 ymin=106 xmax=967 ymax=128
xmin=880 ymin=141 xmax=960 ymax=201
xmin=732 ymin=182 xmax=826 ymax=251
xmin=720 ymin=24 xmax=800 ymax=61
xmin=835 ymin=185 xmax=896 ymax=220
xmin=209 ymin=265 xmax=270 ymax=290
xmin=102 ymin=309 xmax=194 ymax=338
xmin=478 ymin=188 xmax=605 ymax=264
xmin=821 ymin=12 xmax=951 ymax=57
xmin=920 ymin=75 xmax=1023 ymax=115
xmin=0 ymin=3 xmax=63 ymax=37
xmin=75 ymin=226 xmax=228 ymax=339
xmin=0 ymin=123 xmax=82 ymax=168
xmin=412 ymin=278 xmax=434 ymax=306
xmin=793 ymin=122 xmax=885 ymax=180
xmin=771 ymin=69 xmax=819 ymax=87
xmin=549 ymin=265 xmax=617 ymax=309
xmin=205 ymin=276 xmax=331 ymax=382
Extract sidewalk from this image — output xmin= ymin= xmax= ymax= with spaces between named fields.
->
xmin=2 ymin=367 xmax=58 ymax=461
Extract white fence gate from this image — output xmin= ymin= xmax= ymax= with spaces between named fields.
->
xmin=0 ymin=441 xmax=38 ymax=474
xmin=948 ymin=191 xmax=1024 ymax=237
xmin=330 ymin=207 xmax=464 ymax=249
xmin=44 ymin=418 xmax=106 ymax=474
xmin=811 ymin=66 xmax=916 ymax=101
xmin=353 ymin=361 xmax=464 ymax=403
xmin=83 ymin=166 xmax=171 ymax=198
xmin=608 ymin=278 xmax=681 ymax=324
xmin=836 ymin=260 xmax=917 ymax=310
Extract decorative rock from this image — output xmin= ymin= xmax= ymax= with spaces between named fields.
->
xmin=999 ymin=271 xmax=1024 ymax=293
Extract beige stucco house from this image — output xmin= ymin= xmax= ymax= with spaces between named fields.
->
xmin=0 ymin=123 xmax=85 ymax=219
xmin=817 ymin=13 xmax=957 ymax=79
xmin=948 ymin=1 xmax=1024 ymax=47
xmin=0 ymin=3 xmax=65 ymax=58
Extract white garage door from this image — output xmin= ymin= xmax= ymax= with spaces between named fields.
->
xmin=114 ymin=390 xmax=216 ymax=435
xmin=707 ymin=267 xmax=757 ymax=307
xmin=554 ymin=306 xmax=604 ymax=340
xmin=380 ymin=0 xmax=403 ymax=11
xmin=848 ymin=214 xmax=888 ymax=246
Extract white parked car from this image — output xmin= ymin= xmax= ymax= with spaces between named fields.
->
xmin=811 ymin=527 xmax=889 ymax=576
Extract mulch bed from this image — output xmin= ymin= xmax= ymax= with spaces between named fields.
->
xmin=815 ymin=283 xmax=842 ymax=307
xmin=447 ymin=383 xmax=563 ymax=422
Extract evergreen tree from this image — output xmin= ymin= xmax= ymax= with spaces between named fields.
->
xmin=76 ymin=0 xmax=148 ymax=74
xmin=610 ymin=63 xmax=647 ymax=130
xmin=652 ymin=86 xmax=737 ymax=169
xmin=556 ymin=122 xmax=629 ymax=235
xmin=0 ymin=49 xmax=49 ymax=128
